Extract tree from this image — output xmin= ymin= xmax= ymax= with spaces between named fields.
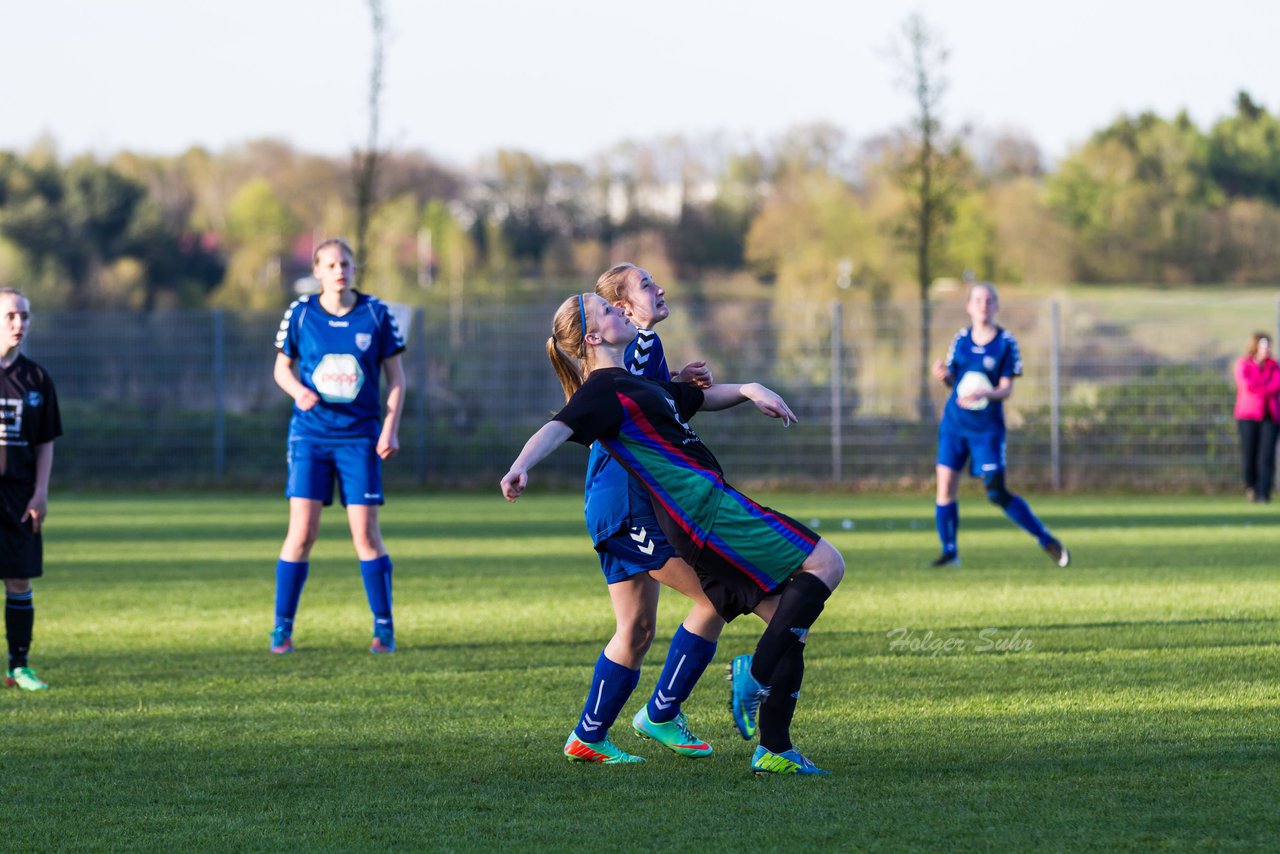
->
xmin=353 ymin=0 xmax=387 ymax=272
xmin=891 ymin=13 xmax=966 ymax=420
xmin=1207 ymin=92 xmax=1280 ymax=204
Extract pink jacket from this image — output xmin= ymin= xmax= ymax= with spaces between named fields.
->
xmin=1234 ymin=356 xmax=1280 ymax=421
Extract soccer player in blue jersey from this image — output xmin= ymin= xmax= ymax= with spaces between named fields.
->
xmin=502 ymin=292 xmax=845 ymax=776
xmin=269 ymin=238 xmax=407 ymax=654
xmin=930 ymin=282 xmax=1069 ymax=568
xmin=0 ymin=290 xmax=62 ymax=692
xmin=564 ymin=263 xmax=723 ymax=765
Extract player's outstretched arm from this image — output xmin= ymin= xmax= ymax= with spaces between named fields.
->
xmin=500 ymin=420 xmax=574 ymax=501
xmin=700 ymin=382 xmax=797 ymax=426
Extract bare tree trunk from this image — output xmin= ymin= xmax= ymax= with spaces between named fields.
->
xmin=353 ymin=0 xmax=386 ymax=273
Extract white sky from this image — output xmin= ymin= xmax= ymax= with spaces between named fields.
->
xmin=2 ymin=0 xmax=1275 ymax=169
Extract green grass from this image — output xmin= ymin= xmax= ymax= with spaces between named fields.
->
xmin=5 ymin=491 xmax=1279 ymax=852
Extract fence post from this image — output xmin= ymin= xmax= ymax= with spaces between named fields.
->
xmin=415 ymin=308 xmax=429 ymax=485
xmin=212 ymin=309 xmax=226 ymax=480
xmin=1050 ymin=299 xmax=1061 ymax=491
xmin=831 ymin=301 xmax=843 ymax=485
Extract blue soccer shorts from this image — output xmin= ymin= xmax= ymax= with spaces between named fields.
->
xmin=286 ymin=438 xmax=384 ymax=506
xmin=597 ymin=515 xmax=677 ymax=585
xmin=936 ymin=429 xmax=1006 ymax=477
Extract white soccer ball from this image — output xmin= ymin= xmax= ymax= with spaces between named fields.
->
xmin=955 ymin=371 xmax=993 ymax=411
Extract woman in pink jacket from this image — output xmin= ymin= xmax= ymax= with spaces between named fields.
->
xmin=1234 ymin=332 xmax=1280 ymax=503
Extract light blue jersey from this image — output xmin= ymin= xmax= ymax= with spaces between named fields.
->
xmin=582 ymin=328 xmax=669 ymax=545
xmin=939 ymin=325 xmax=1021 ymax=436
xmin=275 ymin=292 xmax=406 ymax=441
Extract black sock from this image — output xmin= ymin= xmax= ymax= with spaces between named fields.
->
xmin=758 ymin=642 xmax=805 ymax=754
xmin=752 ymin=572 xmax=830 ymax=685
xmin=6 ymin=591 xmax=34 ymax=670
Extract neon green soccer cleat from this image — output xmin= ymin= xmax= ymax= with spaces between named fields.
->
xmin=563 ymin=733 xmax=645 ymax=764
xmin=6 ymin=666 xmax=49 ymax=692
xmin=750 ymin=746 xmax=829 ymax=776
xmin=632 ymin=708 xmax=713 ymax=758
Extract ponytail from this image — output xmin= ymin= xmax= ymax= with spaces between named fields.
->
xmin=547 ymin=293 xmax=594 ymax=401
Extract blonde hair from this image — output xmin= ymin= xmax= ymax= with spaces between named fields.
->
xmin=595 ymin=263 xmax=640 ymax=305
xmin=966 ymin=281 xmax=999 ymax=304
xmin=547 ymin=293 xmax=595 ymax=401
xmin=312 ymin=237 xmax=354 ymax=266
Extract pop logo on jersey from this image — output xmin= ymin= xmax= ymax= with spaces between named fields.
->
xmin=311 ymin=354 xmax=365 ymax=403
xmin=355 ymin=333 xmax=372 ymax=352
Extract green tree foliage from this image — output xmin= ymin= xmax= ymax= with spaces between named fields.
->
xmin=1207 ymin=92 xmax=1280 ymax=204
xmin=211 ymin=178 xmax=300 ymax=309
xmin=1047 ymin=112 xmax=1225 ymax=282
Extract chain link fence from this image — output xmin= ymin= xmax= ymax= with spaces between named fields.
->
xmin=26 ymin=291 xmax=1280 ymax=492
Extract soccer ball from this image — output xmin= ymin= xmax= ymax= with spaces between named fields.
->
xmin=955 ymin=371 xmax=993 ymax=411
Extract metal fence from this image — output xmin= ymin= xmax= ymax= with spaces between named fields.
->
xmin=25 ymin=291 xmax=1280 ymax=492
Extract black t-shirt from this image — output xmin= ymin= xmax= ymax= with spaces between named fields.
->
xmin=0 ymin=355 xmax=62 ymax=483
xmin=554 ymin=369 xmax=736 ymax=536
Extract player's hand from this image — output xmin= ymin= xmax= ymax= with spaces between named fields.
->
xmin=674 ymin=361 xmax=713 ymax=389
xmin=742 ymin=383 xmax=798 ymax=427
xmin=500 ymin=467 xmax=528 ymax=502
xmin=377 ymin=433 xmax=400 ymax=460
xmin=294 ymin=389 xmax=321 ymax=411
xmin=23 ymin=496 xmax=47 ymax=534
xmin=931 ymin=359 xmax=950 ymax=383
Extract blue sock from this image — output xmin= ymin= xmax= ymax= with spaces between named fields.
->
xmin=273 ymin=560 xmax=309 ymax=633
xmin=1003 ymin=496 xmax=1053 ymax=545
xmin=647 ymin=624 xmax=717 ymax=723
xmin=359 ymin=555 xmax=394 ymax=634
xmin=935 ymin=502 xmax=959 ymax=556
xmin=573 ymin=653 xmax=640 ymax=743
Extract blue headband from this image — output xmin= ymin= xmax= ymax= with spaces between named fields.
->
xmin=578 ymin=294 xmax=587 ymax=338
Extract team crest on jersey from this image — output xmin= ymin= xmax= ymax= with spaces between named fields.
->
xmin=311 ymin=353 xmax=365 ymax=403
xmin=355 ymin=333 xmax=372 ymax=352
xmin=983 ymin=356 xmax=996 ymax=371
xmin=25 ymin=391 xmax=41 ymax=408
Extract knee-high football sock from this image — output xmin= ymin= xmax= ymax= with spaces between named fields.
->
xmin=574 ymin=652 xmax=640 ymax=743
xmin=758 ymin=641 xmax=805 ymax=754
xmin=1003 ymin=496 xmax=1052 ymax=546
xmin=935 ymin=502 xmax=959 ymax=556
xmin=359 ymin=555 xmax=394 ymax=634
xmin=751 ymin=572 xmax=831 ymax=686
xmin=647 ymin=624 xmax=716 ymax=724
xmin=6 ymin=591 xmax=34 ymax=670
xmin=273 ymin=560 xmax=309 ymax=633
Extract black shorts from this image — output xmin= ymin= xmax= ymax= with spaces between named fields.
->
xmin=0 ymin=481 xmax=41 ymax=579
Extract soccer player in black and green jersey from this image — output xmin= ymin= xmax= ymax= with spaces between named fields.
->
xmin=0 ymin=289 xmax=62 ymax=692
xmin=501 ymin=293 xmax=846 ymax=775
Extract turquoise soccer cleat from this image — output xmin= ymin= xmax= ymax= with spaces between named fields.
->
xmin=750 ymin=746 xmax=829 ymax=776
xmin=370 ymin=629 xmax=396 ymax=654
xmin=563 ymin=733 xmax=645 ymax=764
xmin=728 ymin=654 xmax=767 ymax=740
xmin=7 ymin=666 xmax=49 ymax=692
xmin=632 ymin=708 xmax=712 ymax=758
xmin=269 ymin=627 xmax=295 ymax=654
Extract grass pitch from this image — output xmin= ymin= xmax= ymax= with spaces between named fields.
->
xmin=5 ymin=491 xmax=1279 ymax=852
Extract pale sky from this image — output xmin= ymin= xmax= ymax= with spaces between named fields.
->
xmin=3 ymin=0 xmax=1275 ymax=168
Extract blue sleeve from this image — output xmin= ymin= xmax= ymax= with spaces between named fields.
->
xmin=1001 ymin=331 xmax=1023 ymax=378
xmin=373 ymin=300 xmax=407 ymax=360
xmin=275 ymin=300 xmax=302 ymax=358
